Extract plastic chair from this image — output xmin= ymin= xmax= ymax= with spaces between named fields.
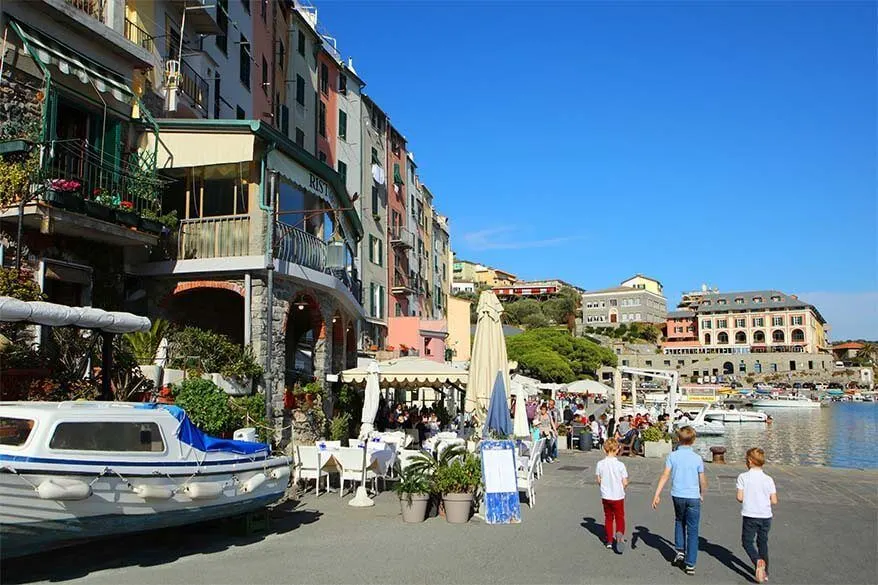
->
xmin=296 ymin=445 xmax=329 ymax=496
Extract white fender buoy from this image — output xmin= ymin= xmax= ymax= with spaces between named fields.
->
xmin=182 ymin=482 xmax=223 ymax=500
xmin=269 ymin=466 xmax=291 ymax=482
xmin=133 ymin=484 xmax=174 ymax=500
xmin=36 ymin=478 xmax=92 ymax=501
xmin=241 ymin=472 xmax=267 ymax=493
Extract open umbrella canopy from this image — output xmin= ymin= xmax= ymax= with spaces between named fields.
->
xmin=339 ymin=356 xmax=468 ymax=388
xmin=485 ymin=371 xmax=512 ymax=437
xmin=564 ymin=379 xmax=613 ymax=396
xmin=466 ymin=291 xmax=510 ymax=416
xmin=358 ymin=362 xmax=381 ymax=439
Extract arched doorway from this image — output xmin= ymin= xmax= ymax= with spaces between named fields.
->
xmin=718 ymin=332 xmax=729 ymax=345
xmin=346 ymin=325 xmax=358 ymax=368
xmin=723 ymin=361 xmax=734 ymax=375
xmin=791 ymin=329 xmax=805 ymax=343
xmin=284 ymin=293 xmax=323 ymax=386
xmin=331 ymin=313 xmax=345 ymax=374
xmin=704 ymin=333 xmax=711 ymax=345
xmin=772 ymin=330 xmax=785 ymax=343
xmin=735 ymin=331 xmax=747 ymax=344
xmin=753 ymin=330 xmax=765 ymax=344
xmin=165 ymin=286 xmax=244 ymax=345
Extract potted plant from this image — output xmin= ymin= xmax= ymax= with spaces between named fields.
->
xmin=434 ymin=451 xmax=482 ymax=524
xmin=85 ymin=188 xmax=117 ymax=221
xmin=44 ymin=179 xmax=83 ymax=212
xmin=115 ymin=199 xmax=140 ymax=228
xmin=556 ymin=424 xmax=569 ymax=451
xmin=123 ymin=318 xmax=169 ymax=390
xmin=395 ymin=466 xmax=432 ymax=523
xmin=329 ymin=412 xmax=351 ymax=443
xmin=641 ymin=425 xmax=673 ymax=459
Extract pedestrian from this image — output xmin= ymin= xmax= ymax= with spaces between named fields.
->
xmin=737 ymin=447 xmax=778 ymax=583
xmin=595 ymin=438 xmax=628 ymax=552
xmin=548 ymin=399 xmax=561 ymax=460
xmin=535 ymin=404 xmax=557 ymax=463
xmin=651 ymin=426 xmax=707 ymax=576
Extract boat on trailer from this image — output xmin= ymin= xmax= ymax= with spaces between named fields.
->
xmin=0 ymin=401 xmax=290 ymax=559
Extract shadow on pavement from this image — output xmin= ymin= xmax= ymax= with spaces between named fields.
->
xmin=698 ymin=536 xmax=755 ymax=582
xmin=580 ymin=517 xmax=605 ymax=544
xmin=630 ymin=525 xmax=678 ymax=562
xmin=1 ymin=500 xmax=321 ymax=584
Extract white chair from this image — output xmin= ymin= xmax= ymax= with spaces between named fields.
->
xmin=517 ymin=450 xmax=540 ymax=508
xmin=335 ymin=446 xmax=377 ymax=496
xmin=296 ymin=445 xmax=329 ymax=497
xmin=317 ymin=440 xmax=342 ymax=450
xmin=534 ymin=438 xmax=546 ymax=478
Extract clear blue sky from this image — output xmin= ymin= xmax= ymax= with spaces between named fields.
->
xmin=316 ymin=1 xmax=877 ymax=339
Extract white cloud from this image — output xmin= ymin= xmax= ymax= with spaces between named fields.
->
xmin=461 ymin=226 xmax=583 ymax=251
xmin=798 ymin=291 xmax=878 ymax=341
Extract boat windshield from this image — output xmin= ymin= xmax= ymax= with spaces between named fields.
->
xmin=0 ymin=417 xmax=35 ymax=446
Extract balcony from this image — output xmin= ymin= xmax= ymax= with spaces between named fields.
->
xmin=179 ymin=215 xmax=250 ymax=259
xmin=275 ymin=222 xmax=361 ymax=302
xmin=179 ymin=60 xmax=209 ymax=114
xmin=166 ymin=0 xmax=221 ymax=35
xmin=124 ymin=18 xmax=154 ymax=52
xmin=389 ymin=225 xmax=413 ymax=249
xmin=391 ymin=273 xmax=415 ymax=295
xmin=65 ymin=0 xmax=103 ymax=21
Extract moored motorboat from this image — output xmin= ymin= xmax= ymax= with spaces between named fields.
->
xmin=705 ymin=405 xmax=768 ymax=423
xmin=752 ymin=395 xmax=821 ymax=409
xmin=674 ymin=404 xmax=726 ymax=436
xmin=0 ymin=401 xmax=290 ymax=559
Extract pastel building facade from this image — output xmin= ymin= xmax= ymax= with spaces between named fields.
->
xmin=582 ymin=275 xmax=667 ymax=326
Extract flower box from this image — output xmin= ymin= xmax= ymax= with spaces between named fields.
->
xmin=44 ymin=189 xmax=83 ymax=213
xmin=84 ymin=200 xmax=115 ymax=222
xmin=140 ymin=217 xmax=164 ymax=234
xmin=212 ymin=373 xmax=253 ymax=396
xmin=115 ymin=209 xmax=140 ymax=228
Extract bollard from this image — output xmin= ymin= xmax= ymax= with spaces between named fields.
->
xmin=710 ymin=446 xmax=726 ymax=464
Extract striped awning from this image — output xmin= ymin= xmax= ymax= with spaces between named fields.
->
xmin=11 ymin=20 xmax=133 ymax=103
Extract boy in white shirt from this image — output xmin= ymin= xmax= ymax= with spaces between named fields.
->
xmin=736 ymin=447 xmax=778 ymax=583
xmin=595 ymin=438 xmax=629 ymax=552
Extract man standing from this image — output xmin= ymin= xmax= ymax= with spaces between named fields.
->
xmin=548 ymin=399 xmax=561 ymax=459
xmin=651 ymin=426 xmax=707 ymax=576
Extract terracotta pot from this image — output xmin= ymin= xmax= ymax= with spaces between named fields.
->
xmin=442 ymin=493 xmax=473 ymax=524
xmin=399 ymin=493 xmax=430 ymax=523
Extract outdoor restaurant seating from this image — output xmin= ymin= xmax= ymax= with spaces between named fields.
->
xmin=295 ymin=445 xmax=330 ymax=496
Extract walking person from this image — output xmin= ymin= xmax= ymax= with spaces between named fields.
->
xmin=595 ymin=438 xmax=628 ymax=552
xmin=535 ymin=404 xmax=557 ymax=463
xmin=548 ymin=399 xmax=561 ymax=460
xmin=737 ymin=447 xmax=778 ymax=583
xmin=651 ymin=426 xmax=707 ymax=576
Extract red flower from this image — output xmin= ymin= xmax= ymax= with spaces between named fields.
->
xmin=120 ymin=201 xmax=134 ymax=210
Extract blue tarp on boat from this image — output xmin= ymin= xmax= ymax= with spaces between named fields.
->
xmin=136 ymin=403 xmax=269 ymax=455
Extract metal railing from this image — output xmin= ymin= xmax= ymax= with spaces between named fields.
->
xmin=275 ymin=222 xmax=327 ymax=272
xmin=65 ymin=0 xmax=104 ymax=22
xmin=178 ymin=215 xmax=250 ymax=259
xmin=179 ymin=60 xmax=209 ymax=112
xmin=388 ymin=225 xmax=413 ymax=248
xmin=124 ymin=18 xmax=155 ymax=52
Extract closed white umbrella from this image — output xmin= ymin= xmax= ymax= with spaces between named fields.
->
xmin=466 ymin=291 xmax=510 ymax=426
xmin=512 ymin=383 xmax=530 ymax=438
xmin=350 ymin=361 xmax=380 ymax=508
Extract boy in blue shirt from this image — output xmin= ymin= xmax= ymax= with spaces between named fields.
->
xmin=651 ymin=426 xmax=707 ymax=576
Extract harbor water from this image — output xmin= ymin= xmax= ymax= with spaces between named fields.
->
xmin=691 ymin=402 xmax=878 ymax=469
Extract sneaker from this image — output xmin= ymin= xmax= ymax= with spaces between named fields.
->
xmin=684 ymin=566 xmax=695 ymax=576
xmin=606 ymin=542 xmax=613 ymax=549
xmin=673 ymin=552 xmax=685 ymax=567
xmin=615 ymin=532 xmax=625 ymax=553
xmin=755 ymin=560 xmax=766 ymax=583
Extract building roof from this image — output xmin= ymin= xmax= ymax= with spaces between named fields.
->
xmin=667 ymin=310 xmax=696 ymax=319
xmin=622 ymin=274 xmax=663 ymax=286
xmin=694 ymin=290 xmax=826 ymax=323
xmin=583 ymin=285 xmax=656 ymax=295
xmin=833 ymin=342 xmax=865 ymax=350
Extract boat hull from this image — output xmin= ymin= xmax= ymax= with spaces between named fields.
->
xmin=752 ymin=400 xmax=821 ymax=409
xmin=705 ymin=411 xmax=768 ymax=423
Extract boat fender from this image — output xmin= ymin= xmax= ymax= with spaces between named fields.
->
xmin=269 ymin=466 xmax=291 ymax=482
xmin=133 ymin=485 xmax=174 ymax=500
xmin=241 ymin=472 xmax=267 ymax=493
xmin=36 ymin=478 xmax=92 ymax=501
xmin=182 ymin=482 xmax=224 ymax=500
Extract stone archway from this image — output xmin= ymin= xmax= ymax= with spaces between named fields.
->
xmin=346 ymin=324 xmax=358 ymax=369
xmin=284 ymin=292 xmax=324 ymax=387
xmin=164 ymin=284 xmax=245 ymax=345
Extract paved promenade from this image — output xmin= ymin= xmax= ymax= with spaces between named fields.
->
xmin=3 ymin=450 xmax=876 ymax=585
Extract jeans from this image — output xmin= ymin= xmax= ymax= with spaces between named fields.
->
xmin=672 ymin=496 xmax=701 ymax=567
xmin=541 ymin=435 xmax=556 ymax=461
xmin=551 ymin=435 xmax=559 ymax=459
xmin=741 ymin=516 xmax=771 ymax=574
xmin=602 ymin=498 xmax=626 ymax=544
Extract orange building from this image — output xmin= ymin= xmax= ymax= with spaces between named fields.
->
xmin=316 ymin=48 xmax=339 ymax=166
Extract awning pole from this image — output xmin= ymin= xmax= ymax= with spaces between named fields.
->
xmin=100 ymin=332 xmax=113 ymax=400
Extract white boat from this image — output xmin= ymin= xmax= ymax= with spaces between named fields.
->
xmin=705 ymin=406 xmax=768 ymax=423
xmin=752 ymin=395 xmax=821 ymax=409
xmin=0 ymin=401 xmax=291 ymax=559
xmin=674 ymin=404 xmax=726 ymax=436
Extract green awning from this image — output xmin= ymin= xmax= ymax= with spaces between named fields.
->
xmin=11 ymin=20 xmax=133 ymax=103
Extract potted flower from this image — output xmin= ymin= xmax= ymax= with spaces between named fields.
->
xmin=115 ymin=199 xmax=140 ymax=228
xmin=44 ymin=179 xmax=83 ymax=212
xmin=641 ymin=425 xmax=673 ymax=459
xmin=394 ymin=466 xmax=432 ymax=523
xmin=434 ymin=451 xmax=482 ymax=524
xmin=85 ymin=188 xmax=117 ymax=221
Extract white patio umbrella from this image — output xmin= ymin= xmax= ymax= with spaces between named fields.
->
xmin=350 ymin=361 xmax=380 ymax=508
xmin=512 ymin=383 xmax=531 ymax=438
xmin=466 ymin=291 xmax=510 ymax=428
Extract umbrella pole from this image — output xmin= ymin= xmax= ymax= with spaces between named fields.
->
xmin=349 ymin=430 xmax=374 ymax=508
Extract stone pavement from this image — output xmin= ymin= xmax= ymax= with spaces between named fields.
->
xmin=3 ymin=450 xmax=876 ymax=585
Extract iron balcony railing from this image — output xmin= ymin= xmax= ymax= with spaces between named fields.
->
xmin=124 ymin=18 xmax=155 ymax=52
xmin=275 ymin=222 xmax=361 ymax=300
xmin=179 ymin=60 xmax=209 ymax=112
xmin=178 ymin=215 xmax=250 ymax=259
xmin=65 ymin=0 xmax=104 ymax=22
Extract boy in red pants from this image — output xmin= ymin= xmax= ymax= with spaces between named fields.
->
xmin=595 ymin=438 xmax=629 ymax=552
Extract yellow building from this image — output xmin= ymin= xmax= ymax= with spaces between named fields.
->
xmin=447 ymin=295 xmax=472 ymax=362
xmin=620 ymin=274 xmax=663 ymax=295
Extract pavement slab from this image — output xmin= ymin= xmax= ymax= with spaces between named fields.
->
xmin=2 ymin=450 xmax=876 ymax=585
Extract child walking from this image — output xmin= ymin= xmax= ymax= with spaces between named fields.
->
xmin=652 ymin=426 xmax=707 ymax=576
xmin=595 ymin=438 xmax=629 ymax=552
xmin=737 ymin=447 xmax=778 ymax=583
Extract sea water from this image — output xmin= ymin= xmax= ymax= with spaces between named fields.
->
xmin=691 ymin=402 xmax=878 ymax=469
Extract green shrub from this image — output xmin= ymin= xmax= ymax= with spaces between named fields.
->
xmin=172 ymin=377 xmax=235 ymax=436
xmin=434 ymin=453 xmax=482 ymax=495
xmin=395 ymin=466 xmax=432 ymax=499
xmin=641 ymin=425 xmax=672 ymax=442
xmin=230 ymin=392 xmax=269 ymax=442
xmin=169 ymin=327 xmax=263 ymax=379
xmin=330 ymin=413 xmax=351 ymax=442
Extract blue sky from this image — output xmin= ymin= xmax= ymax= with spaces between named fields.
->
xmin=316 ymin=1 xmax=877 ymax=339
